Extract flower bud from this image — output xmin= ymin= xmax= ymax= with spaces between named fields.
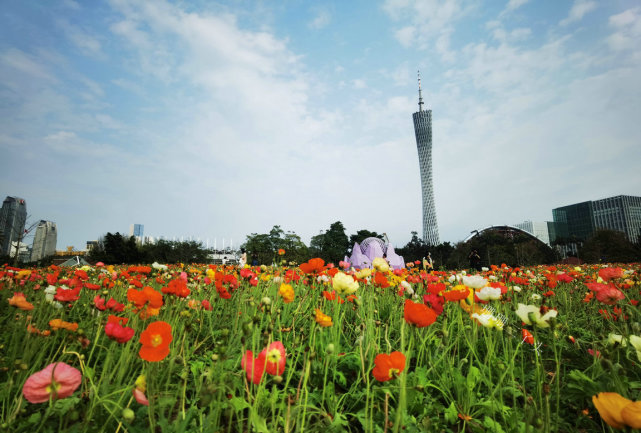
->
xmin=122 ymin=408 xmax=135 ymax=422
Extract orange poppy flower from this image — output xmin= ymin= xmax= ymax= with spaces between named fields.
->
xmin=443 ymin=288 xmax=470 ymax=302
xmin=8 ymin=292 xmax=34 ymax=311
xmin=299 ymin=258 xmax=325 ymax=274
xmin=49 ymin=319 xmax=79 ymax=332
xmin=372 ymin=351 xmax=406 ymax=382
xmin=139 ymin=321 xmax=172 ymax=362
xmin=315 ymin=309 xmax=333 ymax=327
xmin=592 ymin=392 xmax=641 ymax=429
xmin=403 ymin=299 xmax=437 ymax=327
xmin=278 ymin=249 xmax=286 ymax=256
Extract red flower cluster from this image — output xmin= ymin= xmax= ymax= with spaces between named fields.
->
xmin=105 ymin=315 xmax=135 ymax=343
xmin=162 ymin=278 xmax=190 ymax=297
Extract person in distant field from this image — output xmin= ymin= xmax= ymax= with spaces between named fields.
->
xmin=251 ymin=253 xmax=259 ymax=266
xmin=222 ymin=256 xmax=227 ymax=266
xmin=424 ymin=252 xmax=434 ymax=272
xmin=239 ymin=248 xmax=247 ymax=268
xmin=469 ymin=249 xmax=481 ymax=271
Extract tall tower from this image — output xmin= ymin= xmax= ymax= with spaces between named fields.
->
xmin=412 ymin=72 xmax=440 ymax=245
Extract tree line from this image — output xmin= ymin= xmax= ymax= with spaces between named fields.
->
xmin=40 ymin=226 xmax=641 ymax=267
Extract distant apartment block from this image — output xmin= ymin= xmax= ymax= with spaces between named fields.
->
xmin=513 ymin=221 xmax=551 ymax=245
xmin=130 ymin=224 xmax=144 ymax=238
xmin=552 ymin=195 xmax=641 ymax=242
xmin=0 ymin=196 xmax=27 ymax=256
xmin=31 ymin=220 xmax=57 ymax=261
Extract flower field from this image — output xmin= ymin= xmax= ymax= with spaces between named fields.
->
xmin=1 ymin=260 xmax=641 ymax=432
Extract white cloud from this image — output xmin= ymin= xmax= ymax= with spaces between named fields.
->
xmin=308 ymin=9 xmax=331 ymax=30
xmin=505 ymin=0 xmax=529 ymax=12
xmin=607 ymin=8 xmax=641 ymax=52
xmin=383 ymin=0 xmax=468 ymax=60
xmin=560 ymin=0 xmax=597 ymax=26
xmin=352 ymin=79 xmax=367 ymax=89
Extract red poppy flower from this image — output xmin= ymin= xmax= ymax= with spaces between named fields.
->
xmin=404 ymin=299 xmax=437 ymax=327
xmin=162 ymin=278 xmax=190 ymax=297
xmin=599 ymin=267 xmax=624 ymax=282
xmin=139 ymin=321 xmax=172 ymax=362
xmin=105 ymin=322 xmax=135 ymax=343
xmin=522 ymin=329 xmax=534 ymax=345
xmin=423 ymin=294 xmax=444 ymax=315
xmin=54 ymin=286 xmax=81 ymax=302
xmin=372 ymin=351 xmax=406 ymax=382
xmin=242 ymin=350 xmax=266 ymax=384
xmin=262 ymin=341 xmax=286 ymax=376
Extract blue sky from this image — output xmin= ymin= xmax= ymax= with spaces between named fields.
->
xmin=1 ymin=0 xmax=640 ymax=251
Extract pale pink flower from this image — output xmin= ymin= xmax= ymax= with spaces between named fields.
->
xmin=22 ymin=362 xmax=82 ymax=403
xmin=133 ymin=388 xmax=149 ymax=406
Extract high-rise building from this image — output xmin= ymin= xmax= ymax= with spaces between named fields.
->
xmin=31 ymin=220 xmax=57 ymax=261
xmin=552 ymin=195 xmax=641 ymax=242
xmin=0 ymin=196 xmax=27 ymax=256
xmin=130 ymin=224 xmax=144 ymax=238
xmin=514 ymin=221 xmax=551 ymax=245
xmin=412 ymin=72 xmax=440 ymax=246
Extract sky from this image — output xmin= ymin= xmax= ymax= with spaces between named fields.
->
xmin=1 ymin=0 xmax=640 ymax=252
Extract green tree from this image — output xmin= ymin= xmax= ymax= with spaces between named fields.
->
xmin=579 ymin=229 xmax=639 ymax=263
xmin=348 ymin=230 xmax=383 ymax=247
xmin=242 ymin=226 xmax=309 ymax=265
xmin=309 ymin=221 xmax=349 ymax=264
xmin=395 ymin=231 xmax=427 ymax=263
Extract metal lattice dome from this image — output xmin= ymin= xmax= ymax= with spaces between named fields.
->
xmin=360 ymin=237 xmax=387 ymax=255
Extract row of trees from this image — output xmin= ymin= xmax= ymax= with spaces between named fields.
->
xmin=36 ymin=226 xmax=641 ymax=267
xmin=87 ymin=232 xmax=210 ymax=264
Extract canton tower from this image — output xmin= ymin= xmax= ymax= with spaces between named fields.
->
xmin=412 ymin=72 xmax=440 ymax=245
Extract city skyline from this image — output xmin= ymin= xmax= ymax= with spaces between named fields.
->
xmin=1 ymin=1 xmax=640 ymax=251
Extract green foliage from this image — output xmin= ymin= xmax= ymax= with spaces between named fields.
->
xmin=242 ymin=225 xmax=309 ymax=265
xmin=348 ymin=230 xmax=383 ymax=247
xmin=309 ymin=221 xmax=350 ymax=264
xmin=88 ymin=233 xmax=210 ymax=264
xmin=579 ymin=229 xmax=640 ymax=263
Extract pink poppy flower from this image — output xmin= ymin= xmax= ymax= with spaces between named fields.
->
xmin=22 ymin=362 xmax=82 ymax=403
xmin=133 ymin=388 xmax=149 ymax=406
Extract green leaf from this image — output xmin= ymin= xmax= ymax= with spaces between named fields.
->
xmin=466 ymin=365 xmax=481 ymax=389
xmin=27 ymin=412 xmax=41 ymax=424
xmin=50 ymin=396 xmax=80 ymax=416
xmin=249 ymin=410 xmax=270 ymax=433
xmin=229 ymin=396 xmax=250 ymax=412
xmin=444 ymin=401 xmax=458 ymax=425
xmin=482 ymin=415 xmax=506 ymax=433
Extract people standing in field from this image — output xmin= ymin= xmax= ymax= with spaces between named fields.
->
xmin=239 ymin=248 xmax=247 ymax=268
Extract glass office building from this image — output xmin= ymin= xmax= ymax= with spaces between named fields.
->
xmin=412 ymin=74 xmax=440 ymax=246
xmin=552 ymin=195 xmax=641 ymax=242
xmin=0 ymin=196 xmax=27 ymax=256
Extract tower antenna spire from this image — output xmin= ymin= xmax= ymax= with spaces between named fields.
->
xmin=417 ymin=70 xmax=424 ymax=112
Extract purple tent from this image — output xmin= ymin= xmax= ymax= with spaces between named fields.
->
xmin=344 ymin=237 xmax=405 ymax=270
